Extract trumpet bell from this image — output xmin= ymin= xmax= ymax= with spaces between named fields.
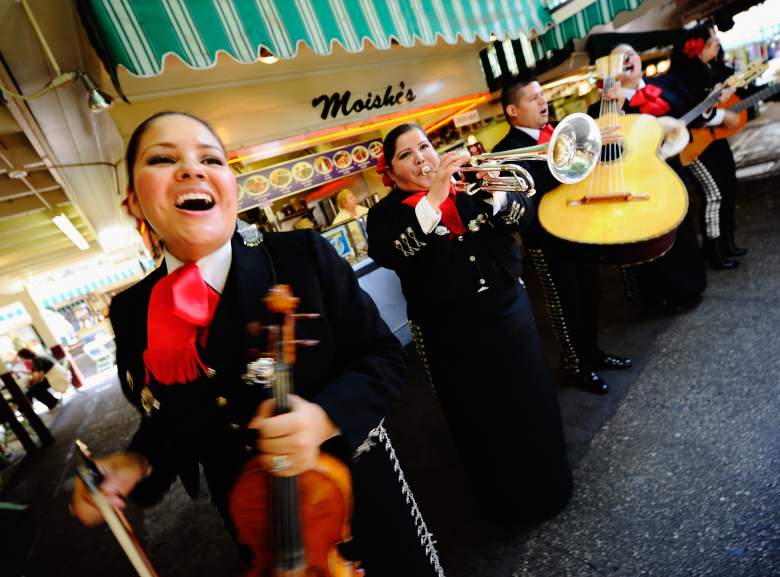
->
xmin=546 ymin=112 xmax=602 ymax=184
xmin=421 ymin=113 xmax=602 ymax=196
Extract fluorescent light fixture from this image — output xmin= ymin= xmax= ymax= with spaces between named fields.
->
xmin=52 ymin=213 xmax=89 ymax=250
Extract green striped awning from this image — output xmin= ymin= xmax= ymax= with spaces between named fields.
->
xmin=79 ymin=0 xmax=555 ymax=77
xmin=533 ymin=0 xmax=644 ymax=56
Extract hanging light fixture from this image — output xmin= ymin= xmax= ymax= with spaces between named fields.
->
xmin=0 ymin=0 xmax=113 ymax=113
xmin=259 ymin=47 xmax=278 ymax=65
xmin=79 ymin=71 xmax=113 ymax=111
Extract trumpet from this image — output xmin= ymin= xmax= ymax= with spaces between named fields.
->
xmin=423 ymin=113 xmax=602 ymax=197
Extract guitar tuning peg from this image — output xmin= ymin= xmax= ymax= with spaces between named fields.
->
xmin=293 ymin=313 xmax=321 ymax=320
xmin=245 ymin=347 xmax=263 ymax=361
xmin=246 ymin=321 xmax=264 ymax=336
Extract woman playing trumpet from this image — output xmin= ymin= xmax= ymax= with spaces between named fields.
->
xmin=367 ymin=123 xmax=573 ymax=522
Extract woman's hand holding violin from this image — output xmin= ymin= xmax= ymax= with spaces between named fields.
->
xmin=249 ymin=394 xmax=339 ymax=477
xmin=425 ymin=152 xmax=470 ymax=210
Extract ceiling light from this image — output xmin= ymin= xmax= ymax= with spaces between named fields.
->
xmin=52 ymin=213 xmax=89 ymax=251
xmin=0 ymin=1 xmax=113 ymax=113
xmin=259 ymin=47 xmax=278 ymax=64
xmin=79 ymin=71 xmax=114 ymax=111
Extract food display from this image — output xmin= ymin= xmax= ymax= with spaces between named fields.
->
xmin=314 ymin=156 xmax=334 ymax=174
xmin=244 ymin=175 xmax=269 ymax=196
xmin=333 ymin=150 xmax=353 ymax=169
xmin=351 ymin=145 xmax=369 ymax=163
xmin=237 ymin=138 xmax=380 ymax=212
xmin=292 ymin=161 xmax=314 ymax=182
xmin=368 ymin=141 xmax=383 ymax=158
xmin=269 ymin=168 xmax=292 ymax=189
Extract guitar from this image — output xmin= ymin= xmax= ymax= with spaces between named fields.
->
xmin=538 ymin=54 xmax=688 ymax=265
xmin=678 ymin=61 xmax=768 ymax=165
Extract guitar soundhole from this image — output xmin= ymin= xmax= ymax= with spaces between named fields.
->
xmin=600 ymin=143 xmax=624 ymax=162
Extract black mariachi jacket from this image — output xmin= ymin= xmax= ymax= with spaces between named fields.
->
xmin=492 ymin=126 xmax=603 ymax=260
xmin=367 ymin=187 xmax=533 ymax=321
xmin=110 ymin=230 xmax=405 ymax=511
xmin=492 ymin=127 xmax=561 ymax=243
xmin=493 ymin=127 xmax=560 ymax=198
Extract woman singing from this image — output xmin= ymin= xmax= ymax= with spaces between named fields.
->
xmin=367 ymin=123 xmax=573 ymax=522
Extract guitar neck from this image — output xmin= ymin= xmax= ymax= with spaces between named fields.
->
xmin=681 ymin=89 xmax=722 ymax=126
xmin=729 ymin=83 xmax=780 ymax=112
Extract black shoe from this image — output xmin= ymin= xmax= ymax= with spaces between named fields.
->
xmin=595 ymin=352 xmax=633 ymax=370
xmin=575 ymin=371 xmax=609 ymax=395
xmin=723 ymin=235 xmax=748 ymax=258
xmin=646 ymin=299 xmax=687 ymax=315
xmin=703 ymin=238 xmax=739 ymax=270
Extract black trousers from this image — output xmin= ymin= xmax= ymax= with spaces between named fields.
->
xmin=412 ymin=285 xmax=573 ymax=523
xmin=699 ymin=140 xmax=738 ymax=238
xmin=26 ymin=379 xmax=58 ymax=410
xmin=630 ymin=161 xmax=707 ymax=306
xmin=524 ymin=228 xmax=602 ymax=373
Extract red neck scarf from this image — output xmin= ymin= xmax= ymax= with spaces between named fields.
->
xmin=538 ymin=123 xmax=555 ymax=144
xmin=144 ymin=263 xmax=220 ymax=385
xmin=401 ymin=183 xmax=465 ymax=237
xmin=629 ymin=85 xmax=670 ymax=116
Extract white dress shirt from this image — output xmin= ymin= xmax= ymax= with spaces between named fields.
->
xmin=164 ymin=240 xmax=232 ymax=294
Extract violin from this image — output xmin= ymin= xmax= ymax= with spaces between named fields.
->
xmin=228 ymin=285 xmax=363 ymax=577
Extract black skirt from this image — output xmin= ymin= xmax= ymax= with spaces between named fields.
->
xmin=412 ymin=283 xmax=573 ymax=522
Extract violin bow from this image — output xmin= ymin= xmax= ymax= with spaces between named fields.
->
xmin=75 ymin=440 xmax=161 ymax=577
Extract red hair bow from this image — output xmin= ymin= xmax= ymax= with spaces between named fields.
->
xmin=683 ymin=38 xmax=705 ymax=59
xmin=629 ymin=85 xmax=670 ymax=116
xmin=375 ymin=154 xmax=393 ymax=187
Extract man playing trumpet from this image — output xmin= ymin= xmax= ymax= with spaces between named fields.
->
xmin=493 ymin=75 xmax=632 ymax=395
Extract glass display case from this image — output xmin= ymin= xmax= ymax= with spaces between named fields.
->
xmin=320 ymin=216 xmax=369 ymax=265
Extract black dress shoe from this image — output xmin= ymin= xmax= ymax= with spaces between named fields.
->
xmin=576 ymin=371 xmax=609 ymax=395
xmin=703 ymin=238 xmax=739 ymax=270
xmin=723 ymin=234 xmax=748 ymax=258
xmin=595 ymin=353 xmax=633 ymax=370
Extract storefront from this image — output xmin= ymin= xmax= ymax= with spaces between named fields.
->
xmin=72 ymin=0 xmax=651 ymax=343
xmin=100 ymin=38 xmax=500 ymax=344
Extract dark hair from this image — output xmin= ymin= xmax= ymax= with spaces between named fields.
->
xmin=17 ymin=348 xmax=36 ymax=360
xmin=501 ymin=75 xmax=538 ymax=115
xmin=382 ymin=123 xmax=425 ymax=168
xmin=670 ymin=24 xmax=716 ymax=93
xmin=125 ymin=111 xmax=223 ymax=191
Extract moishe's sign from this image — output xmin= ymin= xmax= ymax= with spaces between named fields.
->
xmin=312 ymin=82 xmax=417 ymax=120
